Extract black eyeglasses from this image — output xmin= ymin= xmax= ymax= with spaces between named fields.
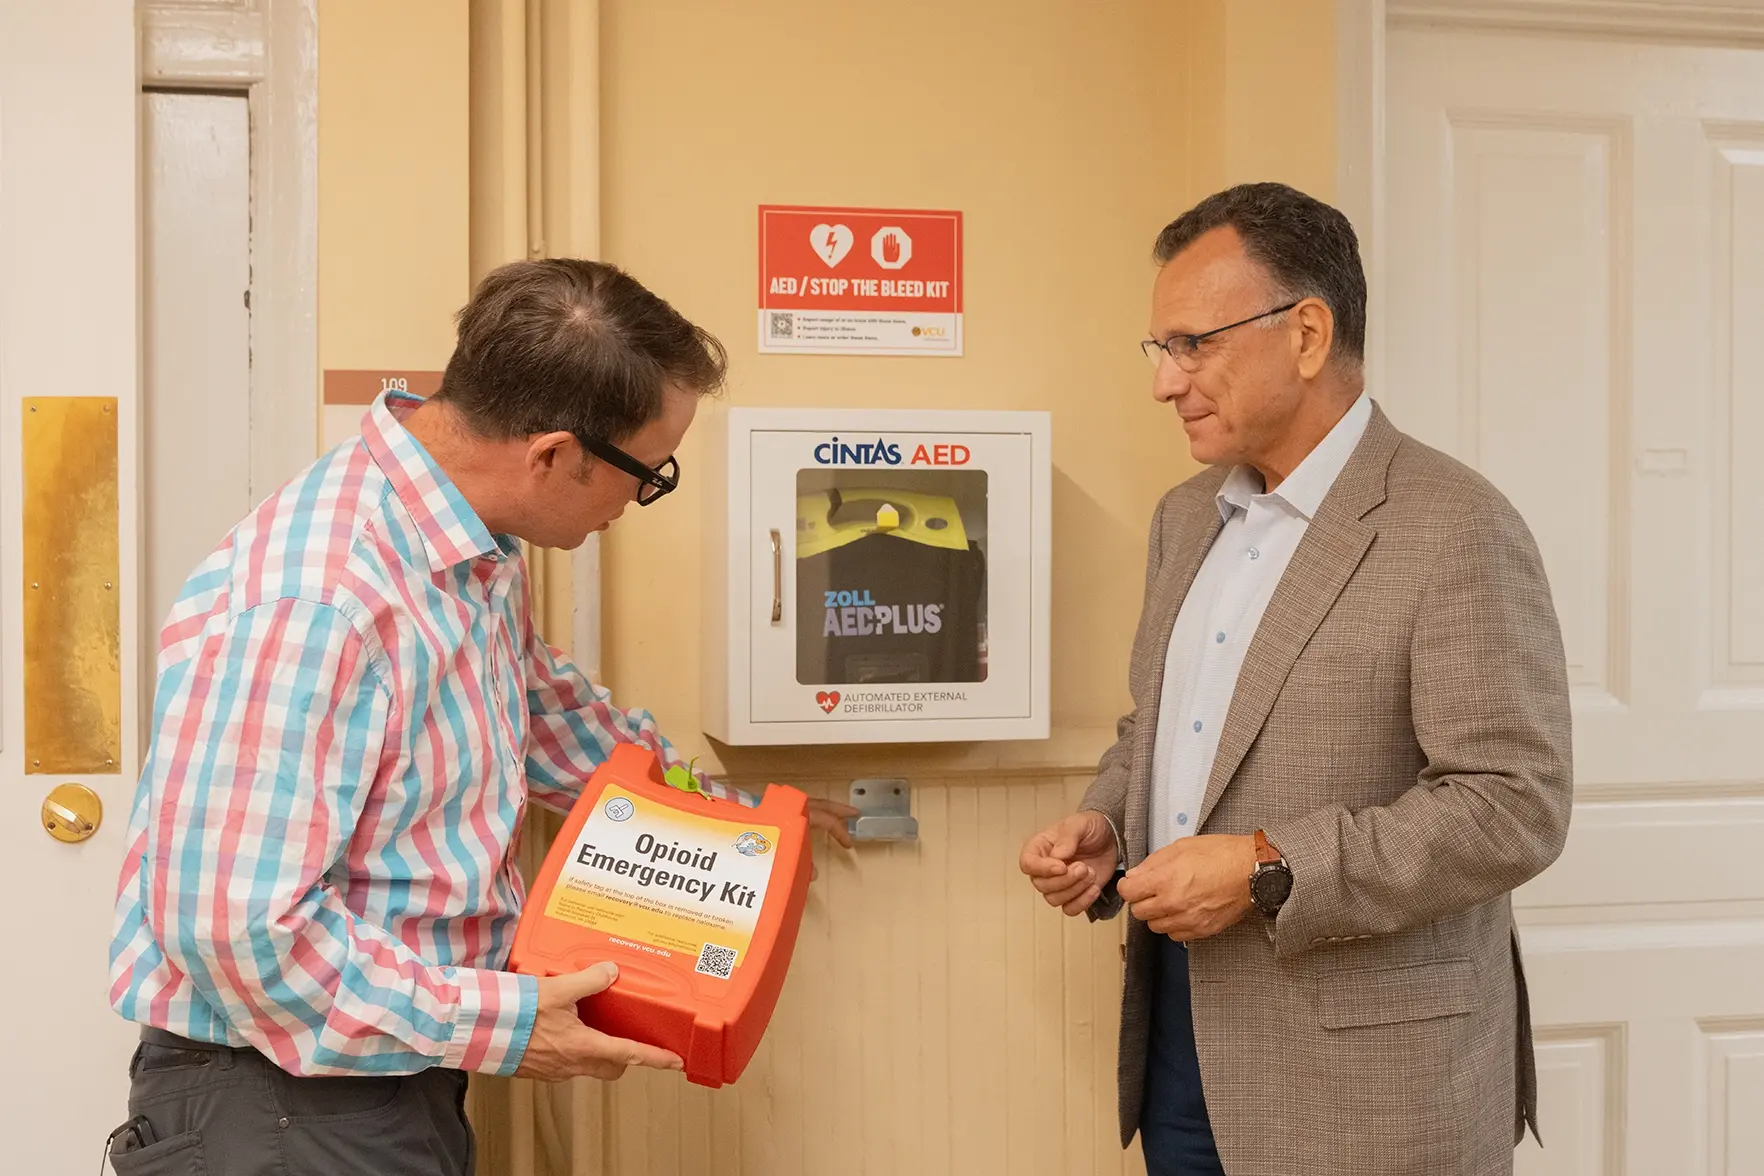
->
xmin=577 ymin=435 xmax=680 ymax=506
xmin=1140 ymin=301 xmax=1300 ymax=373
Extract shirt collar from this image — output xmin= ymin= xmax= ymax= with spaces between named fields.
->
xmin=1216 ymin=392 xmax=1373 ymax=523
xmin=360 ymin=391 xmax=501 ymax=571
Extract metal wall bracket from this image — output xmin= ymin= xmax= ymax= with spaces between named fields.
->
xmin=847 ymin=778 xmax=917 ymax=842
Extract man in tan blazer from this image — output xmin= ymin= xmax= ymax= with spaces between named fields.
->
xmin=1020 ymin=183 xmax=1573 ymax=1175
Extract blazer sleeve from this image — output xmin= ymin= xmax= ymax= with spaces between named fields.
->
xmin=1080 ymin=490 xmax=1173 ymax=920
xmin=1263 ymin=502 xmax=1575 ymax=958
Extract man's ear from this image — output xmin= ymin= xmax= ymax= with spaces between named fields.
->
xmin=1292 ymin=298 xmax=1336 ymax=380
xmin=527 ymin=430 xmax=578 ymax=476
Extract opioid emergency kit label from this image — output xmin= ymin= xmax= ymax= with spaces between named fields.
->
xmin=758 ymin=205 xmax=963 ymax=356
xmin=544 ymin=785 xmax=780 ymax=978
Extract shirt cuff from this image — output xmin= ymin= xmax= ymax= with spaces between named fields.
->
xmin=1086 ymin=808 xmax=1127 ymax=873
xmin=440 ymin=967 xmax=539 ymax=1076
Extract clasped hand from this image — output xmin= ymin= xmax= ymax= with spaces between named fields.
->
xmin=1116 ymin=833 xmax=1258 ymax=941
xmin=1018 ymin=811 xmax=1259 ymax=942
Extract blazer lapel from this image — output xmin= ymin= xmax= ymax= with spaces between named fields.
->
xmin=1196 ymin=404 xmax=1402 ymax=827
xmin=1123 ymin=485 xmax=1225 ymax=866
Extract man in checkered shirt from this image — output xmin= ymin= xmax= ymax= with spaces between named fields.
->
xmin=108 ymin=259 xmax=854 ymax=1174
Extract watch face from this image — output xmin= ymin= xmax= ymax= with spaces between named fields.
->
xmin=1251 ymin=866 xmax=1293 ymax=912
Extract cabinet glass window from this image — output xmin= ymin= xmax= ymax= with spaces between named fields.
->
xmin=795 ymin=468 xmax=988 ymax=685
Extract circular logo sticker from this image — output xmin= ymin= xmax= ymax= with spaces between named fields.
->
xmin=734 ymin=831 xmax=772 ymax=857
xmin=604 ymin=797 xmax=635 ymax=822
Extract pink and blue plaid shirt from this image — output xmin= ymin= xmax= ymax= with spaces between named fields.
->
xmin=110 ymin=392 xmax=731 ymax=1077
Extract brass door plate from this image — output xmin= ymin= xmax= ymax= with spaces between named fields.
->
xmin=22 ymin=397 xmax=122 ymax=774
xmin=42 ymin=783 xmax=102 ymax=843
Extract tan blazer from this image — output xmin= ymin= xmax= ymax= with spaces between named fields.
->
xmin=1083 ymin=403 xmax=1573 ymax=1175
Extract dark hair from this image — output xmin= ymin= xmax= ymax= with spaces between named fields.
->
xmin=1152 ymin=183 xmax=1366 ymax=363
xmin=433 ymin=258 xmax=727 ymax=446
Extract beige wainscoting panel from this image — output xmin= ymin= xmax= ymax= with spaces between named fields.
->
xmin=492 ymin=772 xmax=1141 ymax=1176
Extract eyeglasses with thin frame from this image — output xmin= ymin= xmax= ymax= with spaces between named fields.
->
xmin=1140 ymin=301 xmax=1300 ymax=373
xmin=576 ymin=434 xmax=680 ymax=506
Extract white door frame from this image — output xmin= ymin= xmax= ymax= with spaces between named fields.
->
xmin=1333 ymin=0 xmax=1764 ymax=405
xmin=140 ymin=0 xmax=319 ymax=500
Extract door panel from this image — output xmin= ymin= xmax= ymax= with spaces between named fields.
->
xmin=1387 ymin=26 xmax=1764 ymax=1175
xmin=143 ymin=90 xmax=253 ymax=695
xmin=0 ymin=1 xmax=142 ymax=1169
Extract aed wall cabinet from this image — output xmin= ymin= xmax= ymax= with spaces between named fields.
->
xmin=703 ymin=408 xmax=1051 ymax=745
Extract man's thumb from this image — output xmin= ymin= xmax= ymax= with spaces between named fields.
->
xmin=547 ymin=962 xmax=619 ymax=1005
xmin=1049 ymin=823 xmax=1080 ymax=862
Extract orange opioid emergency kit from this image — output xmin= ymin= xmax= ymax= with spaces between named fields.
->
xmin=508 ymin=743 xmax=811 ymax=1088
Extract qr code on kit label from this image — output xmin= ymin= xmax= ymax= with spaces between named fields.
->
xmin=768 ymin=311 xmax=794 ymax=339
xmin=695 ymin=942 xmax=739 ymax=979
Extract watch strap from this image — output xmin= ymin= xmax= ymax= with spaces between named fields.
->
xmin=1253 ymin=828 xmax=1283 ymax=866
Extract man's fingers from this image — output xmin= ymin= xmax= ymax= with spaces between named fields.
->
xmin=1038 ymin=877 xmax=1092 ymax=908
xmin=1126 ymin=892 xmax=1179 ymax=923
xmin=545 ymin=962 xmax=619 ymax=1005
xmin=592 ymin=1031 xmax=683 ymax=1072
xmin=1018 ymin=832 xmax=1058 ymax=875
xmin=1030 ymin=861 xmax=1089 ymax=895
xmin=808 ymin=800 xmax=861 ymax=849
xmin=1115 ymin=873 xmax=1153 ymax=905
xmin=1061 ymin=885 xmax=1102 ymax=916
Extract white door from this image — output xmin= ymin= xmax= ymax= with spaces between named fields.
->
xmin=1386 ymin=25 xmax=1764 ymax=1175
xmin=0 ymin=1 xmax=143 ymax=1170
xmin=143 ymin=89 xmax=254 ymax=711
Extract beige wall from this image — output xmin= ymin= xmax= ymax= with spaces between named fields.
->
xmin=317 ymin=3 xmax=1336 ymax=1172
xmin=317 ymin=0 xmax=470 ymax=445
xmin=603 ymin=0 xmax=1189 ymax=780
xmin=1187 ymin=0 xmax=1339 ymax=199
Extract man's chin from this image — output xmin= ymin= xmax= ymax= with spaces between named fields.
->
xmin=1182 ymin=419 xmax=1229 ymax=465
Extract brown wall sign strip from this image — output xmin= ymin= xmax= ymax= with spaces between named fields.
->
xmin=323 ymin=369 xmax=444 ymax=405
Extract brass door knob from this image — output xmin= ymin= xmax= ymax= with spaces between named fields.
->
xmin=42 ymin=783 xmax=102 ymax=843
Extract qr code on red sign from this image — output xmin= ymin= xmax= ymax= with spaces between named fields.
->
xmin=695 ymin=942 xmax=738 ymax=979
xmin=768 ymin=312 xmax=794 ymax=339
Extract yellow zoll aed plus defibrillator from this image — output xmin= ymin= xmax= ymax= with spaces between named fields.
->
xmin=794 ymin=486 xmax=986 ymax=685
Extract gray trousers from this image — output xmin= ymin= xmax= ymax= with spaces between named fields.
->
xmin=108 ymin=1028 xmax=475 ymax=1175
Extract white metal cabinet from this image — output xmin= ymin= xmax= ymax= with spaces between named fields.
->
xmin=703 ymin=407 xmax=1050 ymax=745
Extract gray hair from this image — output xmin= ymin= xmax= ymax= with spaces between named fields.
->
xmin=1152 ymin=183 xmax=1367 ymax=363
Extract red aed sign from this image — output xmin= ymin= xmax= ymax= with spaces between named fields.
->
xmin=758 ymin=205 xmax=963 ymax=356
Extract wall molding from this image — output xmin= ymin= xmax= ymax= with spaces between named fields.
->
xmin=138 ymin=0 xmax=319 ymax=500
xmin=1390 ymin=0 xmax=1764 ymax=44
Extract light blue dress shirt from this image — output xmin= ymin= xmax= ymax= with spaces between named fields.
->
xmin=1147 ymin=393 xmax=1372 ymax=852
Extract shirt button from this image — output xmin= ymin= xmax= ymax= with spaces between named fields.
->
xmin=1192 ymin=720 xmax=1203 ymax=733
xmin=1247 ymin=546 xmax=1261 ymax=560
xmin=1215 ymin=631 xmax=1227 ymax=643
xmin=1177 ymin=813 xmax=1189 ymax=826
xmin=278 ymin=1117 xmax=290 ymax=1129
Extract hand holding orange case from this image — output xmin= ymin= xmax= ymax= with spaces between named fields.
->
xmin=508 ymin=743 xmax=811 ymax=1088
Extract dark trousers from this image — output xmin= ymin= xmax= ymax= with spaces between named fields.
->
xmin=108 ymin=1028 xmax=475 ymax=1175
xmin=1140 ymin=937 xmax=1226 ymax=1176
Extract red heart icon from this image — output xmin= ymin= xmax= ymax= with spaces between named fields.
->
xmin=815 ymin=690 xmax=841 ymax=714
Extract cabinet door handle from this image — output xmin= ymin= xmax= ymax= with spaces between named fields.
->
xmin=769 ymin=529 xmax=783 ymax=623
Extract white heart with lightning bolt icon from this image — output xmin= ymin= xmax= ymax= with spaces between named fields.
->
xmin=809 ymin=223 xmax=854 ymax=268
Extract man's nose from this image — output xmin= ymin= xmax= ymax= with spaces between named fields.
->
xmin=1151 ymin=357 xmax=1190 ymax=403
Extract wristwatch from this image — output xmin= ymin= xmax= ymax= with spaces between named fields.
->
xmin=1249 ymin=829 xmax=1293 ymax=917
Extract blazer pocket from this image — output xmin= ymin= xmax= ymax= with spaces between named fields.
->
xmin=1318 ymin=958 xmax=1479 ymax=1029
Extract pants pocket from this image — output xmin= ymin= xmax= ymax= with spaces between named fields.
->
xmin=109 ymin=1129 xmax=205 ymax=1174
xmin=267 ymin=1066 xmax=405 ymax=1122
